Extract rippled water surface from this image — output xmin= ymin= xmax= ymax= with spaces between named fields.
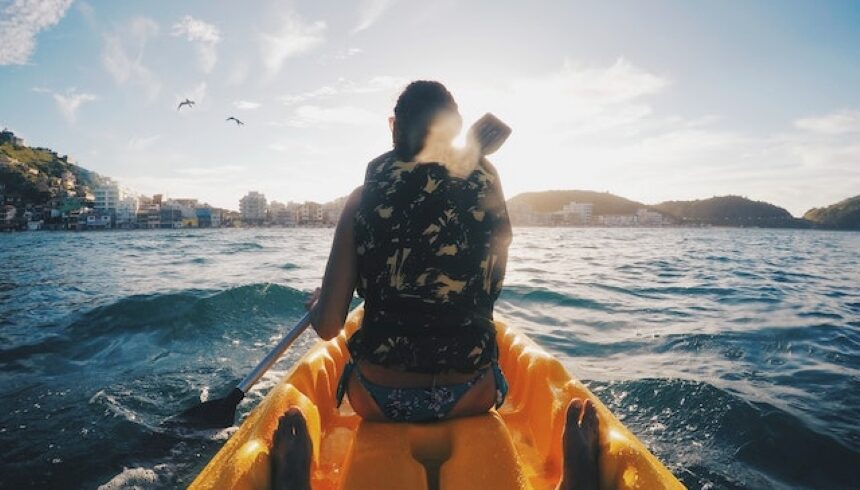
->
xmin=1 ymin=228 xmax=858 ymax=489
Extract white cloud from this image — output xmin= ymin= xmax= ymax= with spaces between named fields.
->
xmin=128 ymin=134 xmax=161 ymax=151
xmin=102 ymin=17 xmax=161 ymax=102
xmin=260 ymin=13 xmax=326 ymax=76
xmin=32 ymin=87 xmax=96 ymax=122
xmin=175 ymin=165 xmax=245 ymax=176
xmin=0 ymin=0 xmax=73 ymax=65
xmin=353 ymin=0 xmax=397 ymax=33
xmin=317 ymin=46 xmax=363 ymax=65
xmin=226 ymin=61 xmax=249 ymax=86
xmin=53 ymin=91 xmax=96 ymax=122
xmin=287 ymin=105 xmax=381 ymax=127
xmin=76 ymin=1 xmax=95 ymax=26
xmin=234 ymin=100 xmax=261 ymax=110
xmin=439 ymin=59 xmax=858 ymax=216
xmin=171 ymin=15 xmax=221 ymax=73
xmin=280 ymin=85 xmax=339 ymax=105
xmin=280 ymin=75 xmax=406 ymax=104
xmin=794 ymin=110 xmax=860 ymax=135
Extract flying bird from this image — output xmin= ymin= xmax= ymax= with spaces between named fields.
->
xmin=177 ymin=99 xmax=195 ymax=111
xmin=226 ymin=116 xmax=245 ymax=126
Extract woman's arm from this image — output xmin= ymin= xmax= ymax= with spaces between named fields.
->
xmin=481 ymin=160 xmax=512 ymax=300
xmin=308 ymin=186 xmax=363 ymax=340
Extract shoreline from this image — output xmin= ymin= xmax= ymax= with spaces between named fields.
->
xmin=3 ymin=224 xmax=857 ymax=233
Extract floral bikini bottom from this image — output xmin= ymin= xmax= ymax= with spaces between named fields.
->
xmin=335 ymin=361 xmax=508 ymax=422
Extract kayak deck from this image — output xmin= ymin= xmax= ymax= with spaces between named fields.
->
xmin=190 ymin=309 xmax=683 ymax=489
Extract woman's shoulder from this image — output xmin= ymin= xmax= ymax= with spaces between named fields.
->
xmin=364 ymin=151 xmax=397 ymax=182
xmin=477 ymin=157 xmax=500 ymax=181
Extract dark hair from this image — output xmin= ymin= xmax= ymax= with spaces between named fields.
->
xmin=392 ymin=81 xmax=460 ymax=161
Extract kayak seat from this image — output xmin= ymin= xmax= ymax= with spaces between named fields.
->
xmin=338 ymin=412 xmax=528 ymax=490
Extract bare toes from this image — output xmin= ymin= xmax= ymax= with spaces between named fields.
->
xmin=580 ymin=399 xmax=599 ymax=450
xmin=271 ymin=408 xmax=312 ymax=490
xmin=567 ymin=398 xmax=584 ymax=427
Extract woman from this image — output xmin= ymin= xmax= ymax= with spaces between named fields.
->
xmin=271 ymin=81 xmax=599 ymax=490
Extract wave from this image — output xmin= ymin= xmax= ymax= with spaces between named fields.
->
xmin=0 ymin=283 xmax=309 ymax=369
xmin=591 ymin=378 xmax=859 ymax=489
xmin=97 ymin=465 xmax=169 ymax=490
xmin=224 ymin=242 xmax=265 ymax=254
xmin=500 ymin=285 xmax=608 ymax=311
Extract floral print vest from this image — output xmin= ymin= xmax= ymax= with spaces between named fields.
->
xmin=349 ymin=151 xmax=512 ymax=373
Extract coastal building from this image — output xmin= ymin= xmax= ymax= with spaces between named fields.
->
xmin=298 ymin=201 xmax=323 ymax=225
xmin=94 ymin=182 xmax=120 ymax=215
xmin=0 ymin=129 xmax=23 ymax=146
xmin=554 ymin=201 xmax=593 ymax=225
xmin=85 ymin=213 xmax=111 ymax=229
xmin=220 ymin=209 xmax=241 ymax=227
xmin=268 ymin=201 xmax=296 ymax=226
xmin=597 ymin=214 xmax=638 ymax=226
xmin=166 ymin=198 xmax=199 ymax=227
xmin=94 ymin=181 xmax=140 ymax=228
xmin=115 ymin=195 xmax=139 ymax=228
xmin=2 ymin=205 xmax=16 ymax=225
xmin=196 ymin=206 xmax=221 ymax=228
xmin=636 ymin=208 xmax=667 ymax=226
xmin=136 ymin=195 xmax=160 ymax=229
xmin=61 ymin=171 xmax=76 ymax=190
xmin=159 ymin=206 xmax=183 ymax=228
xmin=240 ymin=191 xmax=267 ymax=225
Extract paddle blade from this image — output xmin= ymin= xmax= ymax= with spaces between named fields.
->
xmin=165 ymin=387 xmax=245 ymax=429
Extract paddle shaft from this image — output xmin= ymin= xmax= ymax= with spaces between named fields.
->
xmin=236 ymin=311 xmax=312 ymax=393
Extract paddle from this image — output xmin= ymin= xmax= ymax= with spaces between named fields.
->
xmin=168 ymin=311 xmax=312 ymax=429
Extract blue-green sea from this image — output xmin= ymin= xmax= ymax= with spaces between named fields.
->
xmin=1 ymin=228 xmax=858 ymax=489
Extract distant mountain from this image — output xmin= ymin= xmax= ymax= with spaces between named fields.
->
xmin=803 ymin=195 xmax=860 ymax=230
xmin=507 ymin=190 xmax=647 ymax=215
xmin=652 ymin=195 xmax=806 ymax=227
xmin=506 ymin=191 xmax=812 ymax=228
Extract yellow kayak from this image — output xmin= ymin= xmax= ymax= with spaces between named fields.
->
xmin=190 ymin=309 xmax=684 ymax=489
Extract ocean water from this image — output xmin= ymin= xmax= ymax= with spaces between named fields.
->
xmin=0 ymin=228 xmax=858 ymax=489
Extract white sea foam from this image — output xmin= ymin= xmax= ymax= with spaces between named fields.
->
xmin=97 ymin=464 xmax=167 ymax=490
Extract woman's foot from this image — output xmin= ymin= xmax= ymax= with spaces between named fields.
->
xmin=271 ymin=407 xmax=312 ymax=490
xmin=557 ymin=398 xmax=600 ymax=490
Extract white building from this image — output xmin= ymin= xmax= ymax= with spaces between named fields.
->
xmin=116 ymin=195 xmax=139 ymax=227
xmin=299 ymin=202 xmax=323 ymax=225
xmin=597 ymin=214 xmax=638 ymax=226
xmin=94 ymin=182 xmax=120 ymax=214
xmin=636 ymin=208 xmax=666 ymax=226
xmin=559 ymin=201 xmax=593 ymax=225
xmin=2 ymin=205 xmax=16 ymax=224
xmin=240 ymin=191 xmax=268 ymax=224
xmin=86 ymin=214 xmax=111 ymax=228
xmin=268 ymin=201 xmax=296 ymax=226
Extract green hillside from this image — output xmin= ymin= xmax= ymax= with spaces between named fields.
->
xmin=653 ymin=195 xmax=805 ymax=227
xmin=0 ymin=133 xmax=104 ymax=205
xmin=803 ymin=195 xmax=860 ymax=230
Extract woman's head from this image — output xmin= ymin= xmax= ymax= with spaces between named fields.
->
xmin=392 ymin=81 xmax=461 ymax=161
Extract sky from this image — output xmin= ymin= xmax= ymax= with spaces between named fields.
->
xmin=1 ymin=0 xmax=858 ymax=215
